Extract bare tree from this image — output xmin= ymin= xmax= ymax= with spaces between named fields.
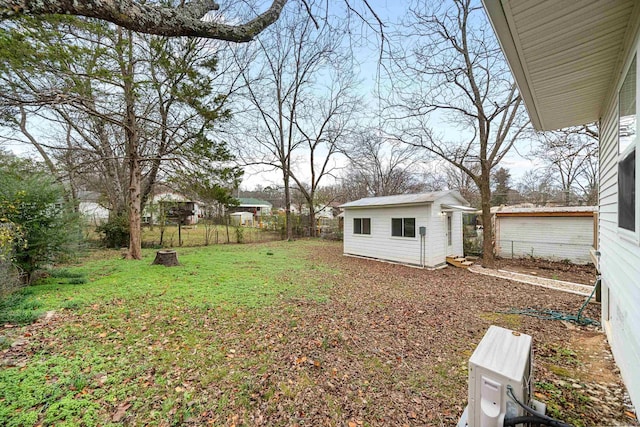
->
xmin=442 ymin=161 xmax=480 ymax=207
xmin=387 ymin=0 xmax=530 ymax=267
xmin=232 ymin=2 xmax=354 ymax=240
xmin=0 ymin=0 xmax=287 ymax=41
xmin=516 ymin=169 xmax=555 ymax=206
xmin=535 ymin=124 xmax=599 ymax=206
xmin=288 ymin=73 xmax=359 ymax=236
xmin=343 ymin=129 xmax=426 ymax=198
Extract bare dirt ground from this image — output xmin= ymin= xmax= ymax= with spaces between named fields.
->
xmin=2 ymin=241 xmax=636 ymax=426
xmin=494 ymin=257 xmax=598 ymax=285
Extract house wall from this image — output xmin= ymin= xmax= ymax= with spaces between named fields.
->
xmin=598 ymin=28 xmax=640 ymax=411
xmin=342 ymin=195 xmax=466 ymax=268
xmin=343 ymin=204 xmax=434 ymax=267
xmin=495 ymin=216 xmax=595 ymax=264
xmin=79 ymin=202 xmax=109 ymax=225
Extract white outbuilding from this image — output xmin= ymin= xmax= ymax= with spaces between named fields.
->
xmin=340 ymin=191 xmax=472 ymax=268
xmin=493 ymin=206 xmax=598 ymax=264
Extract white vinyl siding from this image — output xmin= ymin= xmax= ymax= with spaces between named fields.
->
xmin=598 ymin=36 xmax=640 ymax=411
xmin=344 ymin=205 xmax=429 ymax=266
xmin=343 ymin=192 xmax=467 ymax=268
xmin=495 ymin=216 xmax=595 ymax=264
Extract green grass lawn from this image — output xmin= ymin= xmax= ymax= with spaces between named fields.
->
xmin=0 ymin=240 xmax=331 ymax=426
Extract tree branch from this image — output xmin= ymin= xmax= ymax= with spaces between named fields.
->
xmin=0 ymin=0 xmax=287 ymax=42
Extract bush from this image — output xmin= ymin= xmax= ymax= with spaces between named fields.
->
xmin=0 ymin=223 xmax=20 ymax=295
xmin=235 ymin=226 xmax=244 ymax=243
xmin=0 ymin=154 xmax=81 ymax=283
xmin=96 ymin=215 xmax=129 ymax=248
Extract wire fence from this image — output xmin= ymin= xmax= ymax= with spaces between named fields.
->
xmin=139 ymin=224 xmax=283 ymax=248
xmin=495 ymin=239 xmax=593 ymax=264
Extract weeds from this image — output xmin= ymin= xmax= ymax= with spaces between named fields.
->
xmin=0 ymin=289 xmax=43 ymax=325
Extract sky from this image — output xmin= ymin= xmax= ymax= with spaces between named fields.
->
xmin=1 ymin=0 xmax=539 ymax=193
xmin=242 ymin=0 xmax=537 ymax=189
xmin=235 ymin=0 xmax=540 ymax=191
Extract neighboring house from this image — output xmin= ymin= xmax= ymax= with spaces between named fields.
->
xmin=315 ymin=205 xmax=335 ymax=219
xmin=233 ymin=198 xmax=272 ymax=216
xmin=484 ymin=0 xmax=640 ymax=413
xmin=77 ymin=191 xmax=109 ymax=225
xmin=340 ymin=191 xmax=472 ymax=268
xmin=493 ymin=206 xmax=597 ymax=264
xmin=145 ymin=191 xmax=201 ymax=225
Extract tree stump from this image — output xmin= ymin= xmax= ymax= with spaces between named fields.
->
xmin=152 ymin=250 xmax=180 ymax=267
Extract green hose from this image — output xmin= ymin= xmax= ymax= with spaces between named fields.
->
xmin=500 ymin=276 xmax=601 ymax=327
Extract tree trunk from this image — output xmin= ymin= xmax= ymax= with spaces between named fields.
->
xmin=120 ymin=28 xmax=142 ymax=260
xmin=308 ymin=205 xmax=316 ymax=237
xmin=284 ymin=174 xmax=293 ymax=240
xmin=152 ymin=250 xmax=179 ymax=267
xmin=226 ymin=214 xmax=230 ymax=243
xmin=479 ymin=176 xmax=495 ymax=268
xmin=127 ymin=153 xmax=142 ymax=260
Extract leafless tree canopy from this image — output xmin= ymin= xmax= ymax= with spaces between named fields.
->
xmin=533 ymin=124 xmax=599 ymax=206
xmin=342 ymin=130 xmax=427 ymax=199
xmin=231 ymin=1 xmax=359 ymax=238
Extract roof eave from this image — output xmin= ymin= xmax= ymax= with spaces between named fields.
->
xmin=482 ymin=0 xmax=639 ymax=131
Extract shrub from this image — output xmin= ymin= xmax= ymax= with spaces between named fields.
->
xmin=0 ymin=223 xmax=21 ymax=295
xmin=235 ymin=226 xmax=244 ymax=243
xmin=96 ymin=215 xmax=129 ymax=248
xmin=0 ymin=154 xmax=81 ymax=283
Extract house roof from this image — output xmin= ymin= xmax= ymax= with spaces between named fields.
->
xmin=482 ymin=0 xmax=639 ymax=130
xmin=237 ymin=197 xmax=272 ymax=207
xmin=340 ymin=190 xmax=467 ymax=209
xmin=76 ymin=190 xmax=101 ymax=202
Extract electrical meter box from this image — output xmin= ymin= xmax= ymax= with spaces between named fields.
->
xmin=466 ymin=326 xmax=533 ymax=427
xmin=419 ymin=226 xmax=426 ymax=236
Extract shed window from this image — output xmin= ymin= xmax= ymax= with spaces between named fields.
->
xmin=353 ymin=218 xmax=371 ymax=235
xmin=618 ymin=54 xmax=637 ymax=233
xmin=392 ymin=218 xmax=415 ymax=237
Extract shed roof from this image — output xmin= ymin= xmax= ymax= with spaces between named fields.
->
xmin=340 ymin=190 xmax=467 ymax=209
xmin=482 ymin=0 xmax=639 ymax=130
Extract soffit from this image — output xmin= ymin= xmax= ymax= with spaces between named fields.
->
xmin=484 ymin=0 xmax=638 ymax=130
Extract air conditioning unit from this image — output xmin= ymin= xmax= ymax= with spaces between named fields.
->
xmin=458 ymin=325 xmax=545 ymax=427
